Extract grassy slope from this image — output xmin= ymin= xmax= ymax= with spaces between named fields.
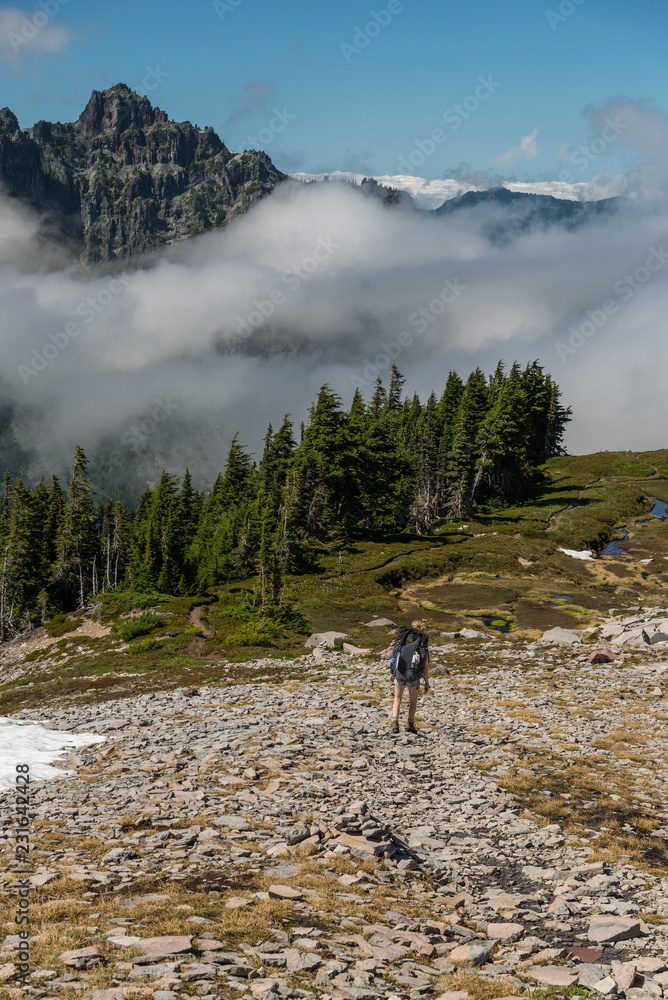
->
xmin=1 ymin=448 xmax=667 ymax=714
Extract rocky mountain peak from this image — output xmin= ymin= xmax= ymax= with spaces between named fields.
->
xmin=0 ymin=107 xmax=20 ymax=134
xmin=0 ymin=85 xmax=286 ymax=262
xmin=78 ymin=83 xmax=168 ymax=135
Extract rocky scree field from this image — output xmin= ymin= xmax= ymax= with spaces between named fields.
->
xmin=1 ymin=450 xmax=668 ymax=1000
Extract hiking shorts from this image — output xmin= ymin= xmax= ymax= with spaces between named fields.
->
xmin=394 ymin=674 xmax=421 ymax=689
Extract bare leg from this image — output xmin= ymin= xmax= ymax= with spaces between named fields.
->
xmin=408 ymin=686 xmax=419 ymax=722
xmin=392 ymin=684 xmax=404 ymax=719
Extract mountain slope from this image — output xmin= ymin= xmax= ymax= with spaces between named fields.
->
xmin=434 ymin=186 xmax=619 ymax=243
xmin=0 ymin=83 xmax=286 ymax=263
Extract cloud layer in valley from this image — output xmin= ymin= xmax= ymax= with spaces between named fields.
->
xmin=2 ymin=125 xmax=668 ymax=486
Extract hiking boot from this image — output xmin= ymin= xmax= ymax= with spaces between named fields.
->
xmin=406 ymin=720 xmax=417 ymax=734
xmin=391 ymin=719 xmax=400 ymax=734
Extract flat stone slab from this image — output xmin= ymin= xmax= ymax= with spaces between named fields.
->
xmin=285 ymin=949 xmax=321 ymax=972
xmin=59 ymin=946 xmax=104 ymax=969
xmin=224 ymin=896 xmax=253 ymax=909
xmin=365 ymin=618 xmax=396 ymax=626
xmin=569 ymin=946 xmax=605 ymax=963
xmin=334 ymin=831 xmax=394 ymax=856
xmin=612 ymin=961 xmax=637 ymax=991
xmin=448 ymin=943 xmax=491 ymax=966
xmin=213 ymin=815 xmax=250 ymax=829
xmin=29 ymin=872 xmax=59 ymax=886
xmin=137 ymin=936 xmax=193 ymax=959
xmin=577 ymin=964 xmax=608 ymax=988
xmin=486 ymin=921 xmax=523 ymax=940
xmin=528 ymin=965 xmax=578 ymax=987
xmin=637 ymin=958 xmax=667 ymax=974
xmin=541 ymin=626 xmax=583 ymax=644
xmin=267 ymin=884 xmax=303 ymax=900
xmin=588 ymin=915 xmax=642 ymax=944
xmin=107 ymin=936 xmax=142 ymax=948
xmin=249 ymin=980 xmax=280 ymax=996
xmin=594 ymin=976 xmax=618 ymax=996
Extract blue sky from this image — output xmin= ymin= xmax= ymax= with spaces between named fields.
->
xmin=1 ymin=0 xmax=666 ymax=182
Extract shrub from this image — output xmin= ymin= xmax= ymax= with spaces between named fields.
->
xmin=101 ymin=591 xmax=172 ymax=623
xmin=128 ymin=637 xmax=162 ymax=654
xmin=225 ymin=620 xmax=279 ymax=647
xmin=45 ymin=614 xmax=77 ymax=638
xmin=117 ymin=612 xmax=164 ymax=642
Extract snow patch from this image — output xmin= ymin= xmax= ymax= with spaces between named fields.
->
xmin=0 ymin=718 xmax=105 ymax=792
xmin=558 ymin=547 xmax=595 ymax=561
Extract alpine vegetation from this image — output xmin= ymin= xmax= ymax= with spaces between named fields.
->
xmin=0 ymin=361 xmax=569 ymax=636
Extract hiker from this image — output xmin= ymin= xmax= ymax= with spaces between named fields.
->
xmin=389 ymin=619 xmax=430 ymax=734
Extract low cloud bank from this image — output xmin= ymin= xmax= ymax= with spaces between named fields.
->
xmin=2 ymin=108 xmax=668 ymax=487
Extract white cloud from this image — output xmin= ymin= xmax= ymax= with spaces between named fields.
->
xmin=0 ymin=5 xmax=73 ymax=69
xmin=494 ymin=127 xmax=540 ymax=167
xmin=3 ymin=174 xmax=668 ymax=475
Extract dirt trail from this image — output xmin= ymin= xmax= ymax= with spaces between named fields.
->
xmin=546 ymin=506 xmax=567 ymax=532
xmin=188 ymin=605 xmax=216 ymax=639
xmin=546 ymin=478 xmax=601 ymax=532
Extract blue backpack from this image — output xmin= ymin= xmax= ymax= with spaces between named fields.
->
xmin=390 ymin=627 xmax=428 ymax=684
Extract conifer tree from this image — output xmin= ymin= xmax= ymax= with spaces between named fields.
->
xmin=387 ymin=365 xmax=405 ymax=412
xmin=447 ymin=415 xmax=476 ymax=517
xmin=258 ymin=416 xmax=296 ymax=490
xmin=59 ymin=447 xmax=98 ymax=606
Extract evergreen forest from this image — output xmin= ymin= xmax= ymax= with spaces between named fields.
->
xmin=0 ymin=362 xmax=571 ymax=638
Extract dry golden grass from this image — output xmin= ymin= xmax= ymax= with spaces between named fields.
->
xmin=11 ymin=874 xmax=305 ymax=987
xmin=474 ymin=726 xmax=512 ymax=739
xmin=350 ymin=692 xmax=383 ymax=706
xmin=499 ymin=751 xmax=668 ymax=874
xmin=436 ymin=972 xmax=526 ymax=1000
xmin=508 ymin=708 xmax=542 ymax=724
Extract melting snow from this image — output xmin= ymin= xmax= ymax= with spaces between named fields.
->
xmin=0 ymin=718 xmax=104 ymax=792
xmin=558 ymin=547 xmax=594 ymax=561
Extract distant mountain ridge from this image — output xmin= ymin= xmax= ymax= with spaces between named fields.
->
xmin=433 ymin=186 xmax=619 ymax=243
xmin=0 ymin=83 xmax=286 ymax=263
xmin=0 ymin=86 xmax=623 ymax=265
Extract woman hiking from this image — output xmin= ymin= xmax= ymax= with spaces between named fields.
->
xmin=390 ymin=619 xmax=430 ymax=734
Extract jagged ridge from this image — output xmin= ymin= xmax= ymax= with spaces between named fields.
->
xmin=0 ymin=83 xmax=286 ymax=262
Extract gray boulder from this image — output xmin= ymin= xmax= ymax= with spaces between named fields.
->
xmin=540 ymin=627 xmax=582 ymax=645
xmin=305 ymin=631 xmax=349 ymax=648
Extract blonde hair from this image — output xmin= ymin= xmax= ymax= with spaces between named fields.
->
xmin=412 ymin=619 xmax=427 ymax=630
